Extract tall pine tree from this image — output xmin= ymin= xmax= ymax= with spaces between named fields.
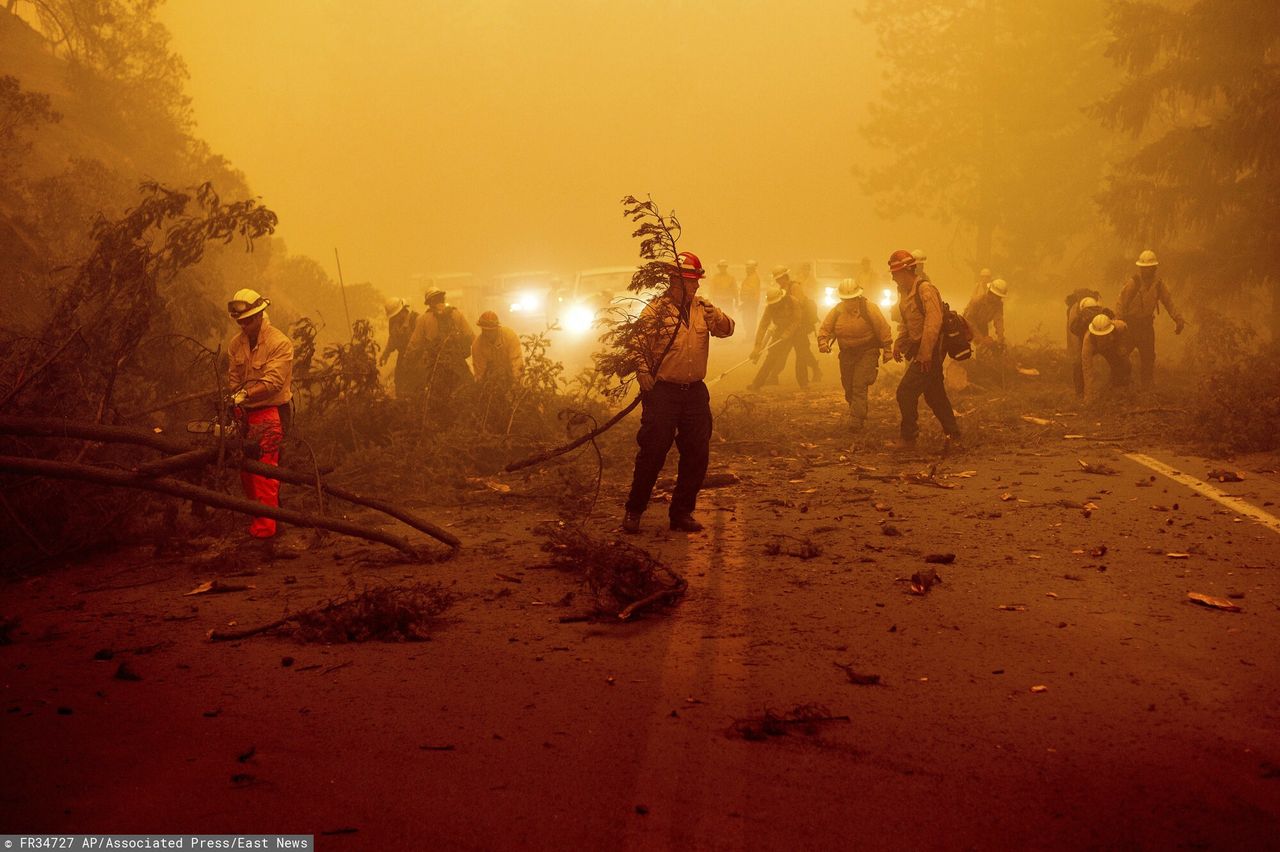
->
xmin=1095 ymin=0 xmax=1280 ymax=338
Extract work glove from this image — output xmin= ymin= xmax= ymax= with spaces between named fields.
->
xmin=231 ymin=389 xmax=248 ymax=406
xmin=817 ymin=343 xmax=831 ymax=354
xmin=637 ymin=372 xmax=656 ymax=393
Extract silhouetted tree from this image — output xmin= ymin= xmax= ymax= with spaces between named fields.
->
xmin=1094 ymin=0 xmax=1280 ymax=339
xmin=859 ymin=0 xmax=1119 ymax=288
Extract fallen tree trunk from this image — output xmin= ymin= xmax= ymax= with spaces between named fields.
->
xmin=0 ymin=455 xmax=442 ymax=561
xmin=0 ymin=415 xmax=461 ymax=549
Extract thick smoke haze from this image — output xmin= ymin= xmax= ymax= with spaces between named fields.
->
xmin=162 ymin=1 xmax=929 ymax=292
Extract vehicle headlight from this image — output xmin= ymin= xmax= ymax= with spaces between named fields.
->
xmin=879 ymin=288 xmax=896 ymax=310
xmin=562 ymin=304 xmax=595 ymax=335
xmin=511 ymin=291 xmax=542 ymax=314
xmin=822 ymin=287 xmax=838 ymax=308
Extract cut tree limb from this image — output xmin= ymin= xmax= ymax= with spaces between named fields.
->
xmin=0 ymin=455 xmax=442 ymax=561
xmin=505 ymin=396 xmax=641 ymax=473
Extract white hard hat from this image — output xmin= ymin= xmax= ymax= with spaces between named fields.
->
xmin=978 ymin=267 xmax=992 ymax=278
xmin=987 ymin=278 xmax=1009 ymax=298
xmin=228 ymin=288 xmax=268 ymax=320
xmin=384 ymin=297 xmax=408 ymax=318
xmin=1088 ymin=314 xmax=1116 ymax=336
xmin=911 ymin=249 xmax=927 ymax=262
xmin=424 ymin=288 xmax=446 ymax=304
xmin=837 ymin=278 xmax=863 ymax=300
xmin=765 ymin=285 xmax=786 ymax=305
xmin=1078 ymin=296 xmax=1099 ymax=310
xmin=1136 ymin=249 xmax=1158 ymax=267
xmin=717 ymin=259 xmax=729 ymax=268
xmin=771 ymin=265 xmax=790 ymax=280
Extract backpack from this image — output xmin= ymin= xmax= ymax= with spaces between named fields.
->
xmin=1068 ymin=305 xmax=1114 ymax=339
xmin=915 ymin=284 xmax=973 ymax=361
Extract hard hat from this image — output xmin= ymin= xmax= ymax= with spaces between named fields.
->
xmin=987 ymin=278 xmax=1009 ymax=298
xmin=911 ymin=249 xmax=927 ymax=263
xmin=746 ymin=259 xmax=758 ymax=268
xmin=384 ymin=297 xmax=408 ymax=318
xmin=1136 ymin=249 xmax=1158 ymax=267
xmin=717 ymin=259 xmax=729 ymax=268
xmin=837 ymin=278 xmax=863 ymax=300
xmin=674 ymin=251 xmax=706 ymax=279
xmin=477 ymin=310 xmax=500 ymax=329
xmin=771 ymin=265 xmax=790 ymax=280
xmin=765 ymin=285 xmax=786 ymax=305
xmin=228 ymin=288 xmax=268 ymax=320
xmin=978 ymin=267 xmax=992 ymax=278
xmin=424 ymin=288 xmax=446 ymax=304
xmin=1078 ymin=296 xmax=1099 ymax=310
xmin=887 ymin=250 xmax=916 ymax=273
xmin=1088 ymin=314 xmax=1116 ymax=336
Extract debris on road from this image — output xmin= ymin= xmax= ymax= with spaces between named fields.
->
xmin=184 ymin=580 xmax=254 ymax=596
xmin=764 ymin=535 xmax=823 ymax=560
xmin=208 ymin=581 xmax=455 ymax=642
xmin=537 ymin=521 xmax=686 ymax=620
xmin=1030 ymin=685 xmax=1049 ymax=694
xmin=924 ymin=553 xmax=956 ymax=564
xmin=834 ymin=662 xmax=882 ymax=685
xmin=997 ymin=605 xmax=1028 ymax=612
xmin=1021 ymin=415 xmax=1053 ymax=426
xmin=1187 ymin=592 xmax=1242 ymax=612
xmin=1207 ymin=469 xmax=1245 ymax=483
xmin=1166 ymin=552 xmax=1191 ymax=559
xmin=1078 ymin=459 xmax=1119 ymax=475
xmin=908 ymin=568 xmax=942 ymax=595
xmin=730 ymin=704 xmax=852 ymax=740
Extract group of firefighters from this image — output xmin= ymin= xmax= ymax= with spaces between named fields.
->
xmin=219 ymin=247 xmax=1184 ymax=539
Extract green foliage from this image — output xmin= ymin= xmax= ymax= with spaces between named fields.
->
xmin=858 ymin=1 xmax=1119 ymax=283
xmin=1095 ymin=1 xmax=1280 ymax=336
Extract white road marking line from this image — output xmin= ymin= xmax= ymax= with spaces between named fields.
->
xmin=1125 ymin=452 xmax=1280 ymax=536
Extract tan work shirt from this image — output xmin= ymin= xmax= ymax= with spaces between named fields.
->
xmin=472 ymin=326 xmax=524 ymax=382
xmin=406 ymin=306 xmax=474 ymax=357
xmin=228 ymin=316 xmax=294 ymax=408
xmin=893 ymin=278 xmax=944 ymax=361
xmin=963 ymin=292 xmax=1005 ymax=343
xmin=708 ymin=271 xmax=738 ymax=307
xmin=1119 ymin=275 xmax=1183 ymax=324
xmin=1081 ymin=319 xmax=1133 ymax=403
xmin=818 ymin=298 xmax=892 ymax=353
xmin=635 ymin=293 xmax=734 ymax=384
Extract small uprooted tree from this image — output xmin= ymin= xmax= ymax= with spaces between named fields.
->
xmin=505 ymin=194 xmax=683 ymax=473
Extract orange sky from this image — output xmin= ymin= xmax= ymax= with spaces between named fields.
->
xmin=161 ymin=1 xmax=932 ymax=294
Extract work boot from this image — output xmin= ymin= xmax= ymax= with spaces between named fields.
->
xmin=669 ymin=514 xmax=704 ymax=532
xmin=890 ymin=436 xmax=917 ymax=452
xmin=622 ymin=511 xmax=642 ymax=534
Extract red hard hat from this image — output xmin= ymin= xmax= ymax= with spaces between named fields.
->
xmin=674 ymin=251 xmax=706 ymax=279
xmin=887 ymin=249 xmax=917 ymax=273
xmin=477 ymin=310 xmax=500 ymax=329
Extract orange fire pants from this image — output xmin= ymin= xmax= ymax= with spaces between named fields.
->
xmin=239 ymin=406 xmax=283 ymax=538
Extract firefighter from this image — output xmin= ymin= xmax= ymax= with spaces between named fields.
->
xmin=971 ymin=267 xmax=994 ymax=303
xmin=405 ymin=288 xmax=474 ymax=407
xmin=889 ymin=249 xmax=960 ymax=448
xmin=739 ymin=260 xmax=762 ymax=341
xmin=226 ymin=288 xmax=294 ymax=540
xmin=958 ymin=277 xmax=1008 ymax=387
xmin=1067 ymin=293 xmax=1110 ymax=398
xmin=788 ymin=275 xmax=822 ymax=385
xmin=817 ymin=278 xmax=893 ymax=431
xmin=380 ymin=297 xmax=423 ymax=398
xmin=471 ymin=310 xmax=524 ymax=384
xmin=708 ymin=259 xmax=738 ymax=315
xmin=1081 ymin=314 xmax=1134 ymax=404
xmin=623 ymin=251 xmax=734 ymax=534
xmin=1117 ymin=249 xmax=1185 ymax=388
xmin=747 ymin=269 xmax=800 ymax=391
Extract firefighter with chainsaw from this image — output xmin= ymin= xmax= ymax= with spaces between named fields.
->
xmin=226 ymin=288 xmax=294 ymax=540
xmin=818 ymin=278 xmax=893 ymax=432
xmin=1117 ymin=249 xmax=1185 ymax=388
xmin=889 ymin=250 xmax=960 ymax=448
xmin=623 ymin=251 xmax=735 ymax=534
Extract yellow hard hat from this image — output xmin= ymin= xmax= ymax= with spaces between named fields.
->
xmin=228 ymin=288 xmax=268 ymax=320
xmin=1136 ymin=249 xmax=1158 ymax=267
xmin=765 ymin=285 xmax=786 ymax=305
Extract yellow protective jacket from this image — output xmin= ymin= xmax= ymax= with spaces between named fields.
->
xmin=228 ymin=316 xmax=294 ymax=408
xmin=472 ymin=326 xmax=524 ymax=382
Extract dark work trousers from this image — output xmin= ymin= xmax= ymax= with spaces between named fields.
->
xmin=838 ymin=346 xmax=880 ymax=424
xmin=896 ymin=359 xmax=960 ymax=440
xmin=750 ymin=337 xmax=790 ymax=389
xmin=1104 ymin=350 xmax=1132 ymax=390
xmin=625 ymin=380 xmax=713 ymax=519
xmin=792 ymin=333 xmax=819 ymax=386
xmin=1128 ymin=318 xmax=1157 ymax=386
